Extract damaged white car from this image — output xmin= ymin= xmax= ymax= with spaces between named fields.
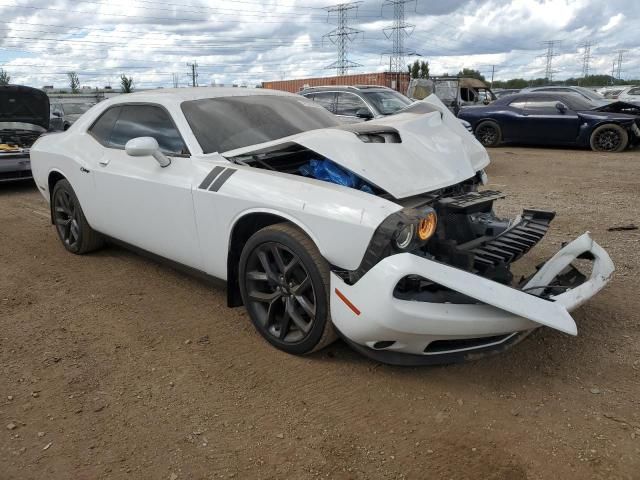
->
xmin=30 ymin=88 xmax=614 ymax=365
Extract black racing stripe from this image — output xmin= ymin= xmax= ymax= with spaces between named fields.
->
xmin=208 ymin=168 xmax=237 ymax=192
xmin=198 ymin=166 xmax=225 ymax=190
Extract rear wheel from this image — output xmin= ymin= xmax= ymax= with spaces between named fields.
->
xmin=590 ymin=124 xmax=628 ymax=152
xmin=474 ymin=120 xmax=502 ymax=147
xmin=239 ymin=223 xmax=336 ymax=355
xmin=51 ymin=179 xmax=104 ymax=254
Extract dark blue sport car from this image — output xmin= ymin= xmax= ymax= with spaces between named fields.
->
xmin=458 ymin=92 xmax=640 ymax=152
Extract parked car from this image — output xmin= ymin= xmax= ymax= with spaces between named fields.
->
xmin=459 ymin=92 xmax=640 ymax=152
xmin=30 ymin=88 xmax=613 ymax=365
xmin=521 ymin=85 xmax=610 ymax=106
xmin=617 ymin=86 xmax=640 ymax=105
xmin=50 ymin=102 xmax=96 ymax=131
xmin=0 ymin=85 xmax=49 ymax=182
xmin=301 ymin=85 xmax=473 ymax=132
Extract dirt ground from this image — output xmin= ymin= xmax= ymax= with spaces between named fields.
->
xmin=1 ymin=147 xmax=639 ymax=480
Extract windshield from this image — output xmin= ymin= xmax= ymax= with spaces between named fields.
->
xmin=64 ymin=103 xmax=93 ymax=115
xmin=573 ymin=87 xmax=604 ymax=101
xmin=181 ymin=95 xmax=341 ymax=154
xmin=361 ymin=90 xmax=413 ymax=115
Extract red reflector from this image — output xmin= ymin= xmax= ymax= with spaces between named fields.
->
xmin=335 ymin=288 xmax=361 ymax=316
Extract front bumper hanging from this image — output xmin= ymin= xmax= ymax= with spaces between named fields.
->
xmin=330 ymin=232 xmax=614 ymax=366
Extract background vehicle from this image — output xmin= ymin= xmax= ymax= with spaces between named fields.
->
xmin=30 ymin=88 xmax=613 ymax=365
xmin=458 ymin=92 xmax=640 ymax=152
xmin=493 ymin=89 xmax=521 ymax=99
xmin=50 ymin=102 xmax=96 ymax=131
xmin=301 ymin=85 xmax=473 ymax=131
xmin=0 ymin=85 xmax=49 ymax=182
xmin=617 ymin=86 xmax=640 ymax=105
xmin=407 ymin=77 xmax=497 ymax=114
xmin=521 ymin=86 xmax=610 ymax=106
xmin=300 ymin=85 xmax=412 ymax=122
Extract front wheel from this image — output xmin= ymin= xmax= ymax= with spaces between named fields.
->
xmin=239 ymin=223 xmax=336 ymax=355
xmin=51 ymin=179 xmax=104 ymax=254
xmin=590 ymin=124 xmax=629 ymax=152
xmin=474 ymin=120 xmax=502 ymax=147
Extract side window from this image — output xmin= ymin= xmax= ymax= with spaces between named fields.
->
xmin=335 ymin=92 xmax=368 ymax=116
xmin=508 ymin=100 xmax=528 ymax=109
xmin=524 ymin=100 xmax=560 ymax=110
xmin=88 ymin=106 xmax=121 ymax=145
xmin=110 ymin=105 xmax=187 ymax=154
xmin=312 ymin=92 xmax=336 ymax=113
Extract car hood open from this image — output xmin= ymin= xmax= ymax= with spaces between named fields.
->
xmin=222 ymin=94 xmax=490 ymax=199
xmin=0 ymin=85 xmax=50 ymax=131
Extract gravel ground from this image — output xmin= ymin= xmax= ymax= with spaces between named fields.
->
xmin=1 ymin=147 xmax=639 ymax=480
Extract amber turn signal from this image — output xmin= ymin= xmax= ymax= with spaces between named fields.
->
xmin=417 ymin=212 xmax=437 ymax=241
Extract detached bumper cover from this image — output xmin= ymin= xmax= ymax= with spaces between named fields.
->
xmin=330 ymin=233 xmax=614 ymax=364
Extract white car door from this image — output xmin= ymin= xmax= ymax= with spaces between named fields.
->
xmin=88 ymin=103 xmax=202 ymax=269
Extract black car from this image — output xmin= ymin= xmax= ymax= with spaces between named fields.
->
xmin=0 ymin=85 xmax=50 ymax=182
xmin=458 ymin=92 xmax=640 ymax=152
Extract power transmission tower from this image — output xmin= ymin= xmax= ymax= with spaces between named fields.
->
xmin=579 ymin=41 xmax=593 ymax=79
xmin=616 ymin=50 xmax=625 ymax=80
xmin=540 ymin=40 xmax=561 ymax=82
xmin=611 ymin=60 xmax=616 ymax=84
xmin=187 ymin=61 xmax=198 ymax=87
xmin=382 ymin=1 xmax=416 ymax=75
xmin=323 ymin=2 xmax=363 ymax=76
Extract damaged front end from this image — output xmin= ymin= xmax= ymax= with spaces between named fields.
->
xmin=329 ymin=178 xmax=614 ymax=365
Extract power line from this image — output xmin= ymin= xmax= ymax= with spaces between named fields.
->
xmin=322 ymin=2 xmax=363 ymax=76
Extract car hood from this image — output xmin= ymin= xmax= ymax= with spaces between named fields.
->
xmin=0 ymin=85 xmax=50 ymax=130
xmin=222 ymin=94 xmax=490 ymax=199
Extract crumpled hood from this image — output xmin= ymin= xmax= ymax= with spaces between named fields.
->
xmin=223 ymin=94 xmax=489 ymax=199
xmin=0 ymin=85 xmax=49 ymax=131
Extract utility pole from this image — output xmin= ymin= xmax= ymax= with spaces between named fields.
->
xmin=611 ymin=60 xmax=617 ymax=84
xmin=540 ymin=40 xmax=561 ymax=82
xmin=579 ymin=41 xmax=592 ymax=79
xmin=382 ymin=0 xmax=416 ymax=92
xmin=171 ymin=73 xmax=179 ymax=88
xmin=187 ymin=61 xmax=198 ymax=87
xmin=616 ymin=50 xmax=625 ymax=80
xmin=490 ymin=65 xmax=496 ymax=89
xmin=323 ymin=2 xmax=363 ymax=76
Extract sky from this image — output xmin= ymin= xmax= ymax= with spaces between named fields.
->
xmin=0 ymin=0 xmax=638 ymax=89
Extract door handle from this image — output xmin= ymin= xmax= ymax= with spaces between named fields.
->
xmin=98 ymin=158 xmax=110 ymax=166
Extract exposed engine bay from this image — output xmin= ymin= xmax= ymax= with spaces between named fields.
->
xmin=0 ymin=127 xmax=42 ymax=151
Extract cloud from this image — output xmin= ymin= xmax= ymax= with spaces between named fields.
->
xmin=0 ymin=0 xmax=637 ymax=88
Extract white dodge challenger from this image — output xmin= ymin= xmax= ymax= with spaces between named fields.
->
xmin=30 ymin=87 xmax=614 ymax=365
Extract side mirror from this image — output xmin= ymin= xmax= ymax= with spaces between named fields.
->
xmin=355 ymin=108 xmax=373 ymax=120
xmin=52 ymin=111 xmax=62 ymax=118
xmin=555 ymin=102 xmax=567 ymax=113
xmin=125 ymin=137 xmax=171 ymax=167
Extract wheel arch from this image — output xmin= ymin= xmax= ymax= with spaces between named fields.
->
xmin=47 ymin=169 xmax=67 ymax=224
xmin=226 ymin=210 xmax=322 ymax=308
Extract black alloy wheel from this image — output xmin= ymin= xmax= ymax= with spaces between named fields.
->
xmin=474 ymin=120 xmax=502 ymax=147
xmin=53 ymin=187 xmax=81 ymax=251
xmin=590 ymin=124 xmax=628 ymax=153
xmin=239 ymin=224 xmax=336 ymax=355
xmin=51 ymin=179 xmax=104 ymax=254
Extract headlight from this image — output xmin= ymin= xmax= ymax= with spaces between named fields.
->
xmin=393 ymin=208 xmax=438 ymax=251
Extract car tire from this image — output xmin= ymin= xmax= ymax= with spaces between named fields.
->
xmin=474 ymin=120 xmax=502 ymax=147
xmin=51 ymin=179 xmax=104 ymax=254
xmin=239 ymin=223 xmax=336 ymax=355
xmin=589 ymin=124 xmax=629 ymax=152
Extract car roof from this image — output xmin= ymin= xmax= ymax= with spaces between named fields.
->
xmin=300 ymin=85 xmax=392 ymax=94
xmin=102 ymin=87 xmax=294 ymax=106
xmin=494 ymin=91 xmax=587 ymax=105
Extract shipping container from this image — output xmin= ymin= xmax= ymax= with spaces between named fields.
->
xmin=262 ymin=72 xmax=411 ymax=95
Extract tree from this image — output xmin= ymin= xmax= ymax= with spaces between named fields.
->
xmin=0 ymin=68 xmax=10 ymax=86
xmin=409 ymin=60 xmax=420 ymax=78
xmin=67 ymin=72 xmax=80 ymax=93
xmin=457 ymin=68 xmax=486 ymax=82
xmin=120 ymin=74 xmax=134 ymax=93
xmin=419 ymin=61 xmax=429 ymax=79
